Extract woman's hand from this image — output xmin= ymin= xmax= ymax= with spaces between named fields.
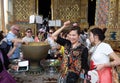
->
xmin=95 ymin=64 xmax=105 ymax=70
xmin=9 ymin=64 xmax=19 ymax=71
xmin=63 ymin=21 xmax=71 ymax=28
xmin=11 ymin=65 xmax=19 ymax=70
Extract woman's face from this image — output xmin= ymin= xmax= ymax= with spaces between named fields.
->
xmin=26 ymin=30 xmax=32 ymax=37
xmin=48 ymin=29 xmax=54 ymax=36
xmin=69 ymin=30 xmax=79 ymax=44
xmin=89 ymin=32 xmax=95 ymax=44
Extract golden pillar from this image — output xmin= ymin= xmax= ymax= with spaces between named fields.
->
xmin=108 ymin=0 xmax=117 ymax=26
xmin=107 ymin=0 xmax=120 ymax=40
xmin=0 ymin=0 xmax=5 ymax=32
xmin=51 ymin=0 xmax=54 ymax=20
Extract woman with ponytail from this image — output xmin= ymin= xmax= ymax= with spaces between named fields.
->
xmin=88 ymin=27 xmax=120 ymax=83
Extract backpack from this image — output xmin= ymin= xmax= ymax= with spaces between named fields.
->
xmin=0 ymin=40 xmax=11 ymax=69
xmin=0 ymin=41 xmax=12 ymax=55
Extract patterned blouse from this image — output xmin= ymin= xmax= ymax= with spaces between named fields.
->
xmin=56 ymin=36 xmax=89 ymax=75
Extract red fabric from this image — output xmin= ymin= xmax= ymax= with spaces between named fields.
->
xmin=97 ymin=67 xmax=112 ymax=83
xmin=90 ymin=60 xmax=95 ymax=70
xmin=90 ymin=60 xmax=112 ymax=83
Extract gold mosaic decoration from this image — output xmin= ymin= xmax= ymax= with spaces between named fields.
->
xmin=12 ymin=0 xmax=36 ymax=36
xmin=106 ymin=0 xmax=120 ymax=40
xmin=118 ymin=0 xmax=120 ymax=26
xmin=13 ymin=0 xmax=35 ymax=22
xmin=52 ymin=0 xmax=88 ymax=23
xmin=108 ymin=0 xmax=117 ymax=26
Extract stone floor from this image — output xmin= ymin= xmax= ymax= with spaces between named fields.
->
xmin=11 ymin=72 xmax=60 ymax=83
xmin=10 ymin=51 xmax=120 ymax=83
xmin=10 ymin=71 xmax=120 ymax=83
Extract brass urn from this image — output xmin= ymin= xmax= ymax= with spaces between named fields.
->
xmin=21 ymin=42 xmax=50 ymax=74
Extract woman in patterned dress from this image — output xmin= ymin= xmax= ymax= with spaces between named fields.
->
xmin=52 ymin=21 xmax=89 ymax=83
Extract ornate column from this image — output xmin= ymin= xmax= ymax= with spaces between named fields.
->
xmin=95 ymin=0 xmax=120 ymax=41
xmin=95 ymin=0 xmax=109 ymax=26
xmin=0 ymin=0 xmax=5 ymax=32
xmin=118 ymin=0 xmax=120 ymax=26
xmin=107 ymin=0 xmax=117 ymax=26
xmin=107 ymin=0 xmax=120 ymax=40
xmin=117 ymin=0 xmax=120 ymax=40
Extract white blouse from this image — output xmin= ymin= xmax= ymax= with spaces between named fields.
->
xmin=90 ymin=42 xmax=113 ymax=65
xmin=22 ymin=36 xmax=34 ymax=42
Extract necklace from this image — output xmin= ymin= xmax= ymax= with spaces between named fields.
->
xmin=92 ymin=42 xmax=102 ymax=55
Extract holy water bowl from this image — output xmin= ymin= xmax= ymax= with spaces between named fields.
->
xmin=21 ymin=42 xmax=50 ymax=73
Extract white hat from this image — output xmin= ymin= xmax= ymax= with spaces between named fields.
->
xmin=39 ymin=28 xmax=45 ymax=33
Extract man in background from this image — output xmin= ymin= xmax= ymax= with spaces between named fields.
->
xmin=6 ymin=25 xmax=27 ymax=60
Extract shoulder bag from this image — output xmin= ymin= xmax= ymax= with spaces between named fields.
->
xmin=0 ymin=51 xmax=16 ymax=83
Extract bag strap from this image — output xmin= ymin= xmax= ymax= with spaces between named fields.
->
xmin=0 ymin=51 xmax=5 ymax=70
xmin=0 ymin=51 xmax=4 ymax=63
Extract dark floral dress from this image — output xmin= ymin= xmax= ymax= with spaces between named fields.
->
xmin=56 ymin=36 xmax=89 ymax=83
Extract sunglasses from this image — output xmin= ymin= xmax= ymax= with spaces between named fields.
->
xmin=14 ymin=28 xmax=20 ymax=32
xmin=49 ymin=32 xmax=53 ymax=34
xmin=27 ymin=31 xmax=32 ymax=33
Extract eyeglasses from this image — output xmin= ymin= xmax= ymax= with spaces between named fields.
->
xmin=49 ymin=32 xmax=53 ymax=34
xmin=27 ymin=31 xmax=32 ymax=33
xmin=39 ymin=32 xmax=44 ymax=34
xmin=14 ymin=28 xmax=20 ymax=32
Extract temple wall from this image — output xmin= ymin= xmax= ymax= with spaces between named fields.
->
xmin=95 ymin=0 xmax=120 ymax=41
xmin=2 ymin=0 xmax=120 ymax=39
xmin=6 ymin=0 xmax=36 ymax=37
xmin=52 ymin=0 xmax=88 ymax=29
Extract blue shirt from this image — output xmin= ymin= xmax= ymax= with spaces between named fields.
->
xmin=6 ymin=32 xmax=20 ymax=59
